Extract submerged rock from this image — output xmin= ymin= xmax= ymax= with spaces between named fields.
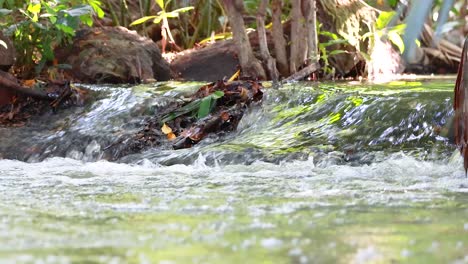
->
xmin=56 ymin=26 xmax=171 ymax=83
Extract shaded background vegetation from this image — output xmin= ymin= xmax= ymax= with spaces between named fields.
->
xmin=0 ymin=0 xmax=467 ymax=79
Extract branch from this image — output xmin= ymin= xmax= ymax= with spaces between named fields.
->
xmin=0 ymin=70 xmax=54 ymax=101
xmin=283 ymin=62 xmax=320 ymax=82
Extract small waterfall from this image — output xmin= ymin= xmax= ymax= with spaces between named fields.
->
xmin=0 ymin=80 xmax=456 ymax=165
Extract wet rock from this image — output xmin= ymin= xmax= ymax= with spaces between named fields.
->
xmin=56 ymin=26 xmax=171 ymax=83
xmin=0 ymin=31 xmax=15 ymax=72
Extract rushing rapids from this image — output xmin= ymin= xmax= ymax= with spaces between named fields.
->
xmin=0 ymin=80 xmax=457 ymax=164
xmin=0 ymin=79 xmax=467 ymax=263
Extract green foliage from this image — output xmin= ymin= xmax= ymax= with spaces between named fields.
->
xmin=317 ymin=24 xmax=349 ymax=75
xmin=179 ymin=0 xmax=227 ymax=48
xmin=162 ymin=90 xmax=224 ymax=123
xmin=363 ymin=11 xmax=406 ymax=53
xmin=197 ymin=90 xmax=223 ymax=119
xmin=0 ymin=0 xmax=104 ymax=74
xmin=130 ymin=0 xmax=193 ymax=27
xmin=130 ymin=6 xmax=194 ymax=26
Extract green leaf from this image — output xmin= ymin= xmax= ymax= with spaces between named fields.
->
xmin=41 ymin=1 xmax=57 ymax=16
xmin=27 ymin=3 xmax=41 ymax=14
xmin=155 ymin=0 xmax=164 ymax=10
xmin=211 ymin=90 xmax=224 ymax=99
xmin=130 ymin=15 xmax=158 ymax=26
xmin=161 ymin=99 xmax=201 ymax=123
xmin=375 ymin=11 xmax=396 ymax=30
xmin=319 ymin=31 xmax=339 ymax=40
xmin=391 ymin=24 xmax=406 ymax=34
xmin=81 ymin=15 xmax=93 ymax=27
xmin=89 ymin=0 xmax=105 ymax=18
xmin=329 ymin=50 xmax=347 ymax=56
xmin=152 ymin=15 xmax=163 ymax=24
xmin=197 ymin=96 xmax=212 ymax=119
xmin=56 ymin=23 xmax=75 ymax=36
xmin=198 ymin=32 xmax=232 ymax=44
xmin=388 ymin=31 xmax=405 ymax=53
xmin=321 ymin=39 xmax=348 ymax=47
xmin=164 ymin=12 xmax=179 ymax=18
xmin=169 ymin=6 xmax=194 ymax=14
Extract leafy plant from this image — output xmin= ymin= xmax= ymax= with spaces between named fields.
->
xmin=130 ymin=0 xmax=193 ymax=52
xmin=363 ymin=11 xmax=406 ymax=53
xmin=0 ymin=0 xmax=104 ymax=75
xmin=317 ymin=24 xmax=349 ymax=75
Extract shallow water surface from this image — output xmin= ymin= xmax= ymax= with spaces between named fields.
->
xmin=1 ymin=156 xmax=468 ymax=263
xmin=1 ymin=80 xmax=468 ymax=263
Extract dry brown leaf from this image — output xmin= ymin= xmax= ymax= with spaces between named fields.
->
xmin=23 ymin=79 xmax=36 ymax=87
xmin=239 ymin=87 xmax=249 ymax=101
xmin=220 ymin=111 xmax=230 ymax=121
xmin=167 ymin=132 xmax=176 ymax=141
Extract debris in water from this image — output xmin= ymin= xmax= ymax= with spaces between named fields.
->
xmin=114 ymin=80 xmax=263 ymax=158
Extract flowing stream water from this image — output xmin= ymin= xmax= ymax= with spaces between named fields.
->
xmin=1 ymin=79 xmax=468 ymax=263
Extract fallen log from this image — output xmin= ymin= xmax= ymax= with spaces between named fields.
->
xmin=283 ymin=62 xmax=320 ymax=82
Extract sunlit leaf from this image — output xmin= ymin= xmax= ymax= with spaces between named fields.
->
xmin=89 ymin=0 xmax=105 ymax=18
xmin=164 ymin=12 xmax=179 ymax=18
xmin=27 ymin=3 xmax=41 ymax=14
xmin=81 ymin=15 xmax=93 ymax=27
xmin=152 ymin=16 xmax=163 ymax=24
xmin=388 ymin=31 xmax=405 ymax=53
xmin=198 ymin=32 xmax=233 ymax=44
xmin=227 ymin=70 xmax=240 ymax=82
xmin=161 ymin=123 xmax=173 ymax=134
xmin=129 ymin=15 xmax=158 ymax=26
xmin=375 ymin=11 xmax=396 ymax=30
xmin=156 ymin=0 xmax=164 ymax=10
xmin=169 ymin=6 xmax=194 ymax=14
xmin=391 ymin=24 xmax=406 ymax=34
